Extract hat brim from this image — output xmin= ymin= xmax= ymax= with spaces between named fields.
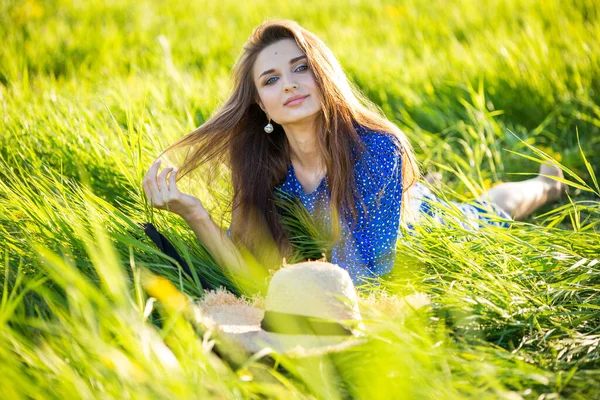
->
xmin=202 ymin=304 xmax=367 ymax=358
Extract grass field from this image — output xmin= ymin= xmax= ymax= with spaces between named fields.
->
xmin=1 ymin=0 xmax=600 ymax=398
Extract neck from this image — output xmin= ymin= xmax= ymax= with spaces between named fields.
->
xmin=283 ymin=118 xmax=323 ymax=171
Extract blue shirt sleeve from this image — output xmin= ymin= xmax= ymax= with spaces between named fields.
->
xmin=330 ymin=132 xmax=403 ymax=284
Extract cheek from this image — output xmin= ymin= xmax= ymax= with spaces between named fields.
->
xmin=304 ymin=72 xmax=320 ymax=94
xmin=259 ymin=87 xmax=279 ymax=107
xmin=306 ymin=77 xmax=322 ymax=101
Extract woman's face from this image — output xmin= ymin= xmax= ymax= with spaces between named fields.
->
xmin=253 ymin=38 xmax=322 ymax=126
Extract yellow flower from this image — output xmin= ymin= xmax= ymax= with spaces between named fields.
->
xmin=537 ymin=146 xmax=563 ymax=162
xmin=482 ymin=178 xmax=492 ymax=191
xmin=12 ymin=0 xmax=44 ymax=26
xmin=383 ymin=5 xmax=403 ymax=17
xmin=142 ymin=271 xmax=189 ymax=313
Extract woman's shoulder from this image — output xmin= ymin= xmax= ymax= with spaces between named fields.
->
xmin=354 ymin=123 xmax=402 ymax=158
xmin=351 ymin=124 xmax=402 ymax=186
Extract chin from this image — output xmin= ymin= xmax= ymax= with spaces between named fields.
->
xmin=280 ymin=106 xmax=321 ymax=124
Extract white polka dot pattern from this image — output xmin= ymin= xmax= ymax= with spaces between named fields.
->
xmin=274 ymin=124 xmax=404 ymax=285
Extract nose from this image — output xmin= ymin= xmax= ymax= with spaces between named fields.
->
xmin=283 ymin=82 xmax=298 ymax=93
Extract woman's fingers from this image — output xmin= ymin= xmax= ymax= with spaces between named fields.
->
xmin=143 ymin=159 xmax=163 ymax=207
xmin=143 ymin=162 xmax=202 ymax=218
xmin=143 ymin=159 xmax=161 ymax=183
xmin=168 ymin=168 xmax=180 ymax=194
xmin=158 ymin=167 xmax=173 ymax=201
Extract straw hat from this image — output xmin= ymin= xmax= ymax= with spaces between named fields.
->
xmin=199 ymin=261 xmax=367 ymax=358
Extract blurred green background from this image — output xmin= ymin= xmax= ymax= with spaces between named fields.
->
xmin=2 ymin=0 xmax=599 ymax=204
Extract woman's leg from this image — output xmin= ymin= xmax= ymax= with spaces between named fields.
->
xmin=477 ymin=164 xmax=567 ymax=220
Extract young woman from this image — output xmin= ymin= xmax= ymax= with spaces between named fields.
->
xmin=142 ymin=20 xmax=565 ymax=287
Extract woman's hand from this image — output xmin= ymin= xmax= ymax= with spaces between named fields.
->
xmin=142 ymin=159 xmax=208 ymax=221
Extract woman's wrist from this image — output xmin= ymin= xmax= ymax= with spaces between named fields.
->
xmin=181 ymin=207 xmax=211 ymax=224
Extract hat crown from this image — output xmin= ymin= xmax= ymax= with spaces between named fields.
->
xmin=265 ymin=262 xmax=361 ymax=322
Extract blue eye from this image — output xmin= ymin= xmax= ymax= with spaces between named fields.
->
xmin=264 ymin=64 xmax=308 ymax=86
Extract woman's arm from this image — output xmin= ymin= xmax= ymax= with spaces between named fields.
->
xmin=183 ymin=210 xmax=256 ymax=289
xmin=143 ymin=159 xmax=264 ymax=294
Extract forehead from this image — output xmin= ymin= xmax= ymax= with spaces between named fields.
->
xmin=253 ymin=38 xmax=305 ymax=80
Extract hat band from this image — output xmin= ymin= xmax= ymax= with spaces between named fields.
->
xmin=261 ymin=310 xmax=353 ymax=336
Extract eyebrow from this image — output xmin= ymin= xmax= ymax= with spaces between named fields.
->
xmin=258 ymin=55 xmax=308 ymax=79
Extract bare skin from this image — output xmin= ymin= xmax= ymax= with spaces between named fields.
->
xmin=477 ymin=164 xmax=567 ymax=220
xmin=142 ymin=38 xmax=327 ymax=218
xmin=424 ymin=164 xmax=567 ymax=220
xmin=142 ymin=159 xmax=268 ymax=294
xmin=252 ymin=38 xmax=326 ymax=194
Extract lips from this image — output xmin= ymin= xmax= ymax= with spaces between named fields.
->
xmin=284 ymin=94 xmax=309 ymax=106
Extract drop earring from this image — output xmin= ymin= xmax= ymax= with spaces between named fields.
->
xmin=264 ymin=115 xmax=273 ymax=134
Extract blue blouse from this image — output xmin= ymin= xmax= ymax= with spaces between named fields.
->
xmin=273 ymin=125 xmax=403 ymax=285
xmin=227 ymin=124 xmax=511 ymax=286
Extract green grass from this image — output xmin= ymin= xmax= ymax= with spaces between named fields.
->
xmin=1 ymin=0 xmax=600 ymax=398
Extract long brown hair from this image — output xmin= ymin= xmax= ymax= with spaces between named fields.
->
xmin=159 ymin=19 xmax=419 ymax=265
